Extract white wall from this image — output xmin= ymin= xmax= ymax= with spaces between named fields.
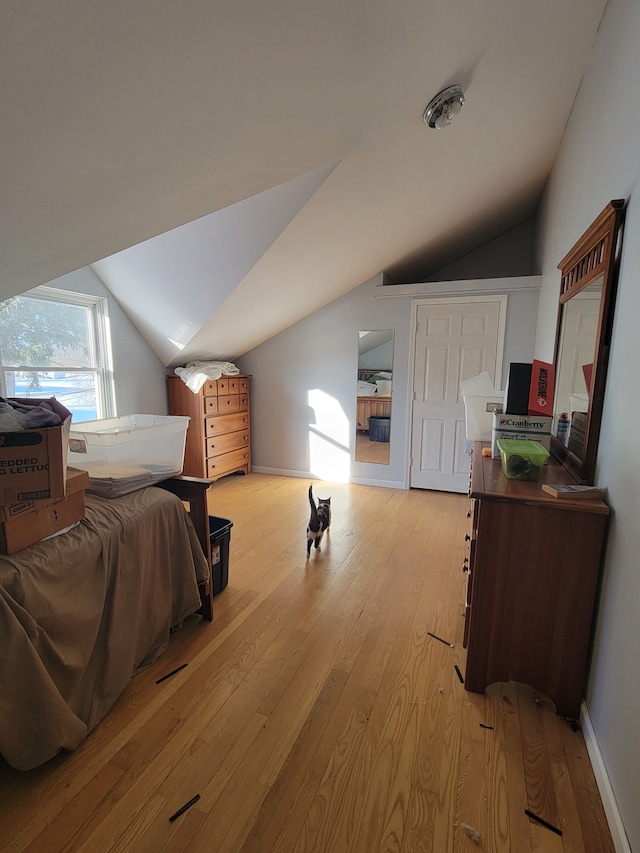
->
xmin=534 ymin=2 xmax=640 ymax=848
xmin=44 ymin=267 xmax=168 ymax=416
xmin=237 ymin=270 xmax=539 ymax=489
xmin=238 ymin=274 xmax=410 ymax=488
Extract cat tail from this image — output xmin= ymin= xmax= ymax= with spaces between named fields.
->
xmin=308 ymin=484 xmax=317 ymax=519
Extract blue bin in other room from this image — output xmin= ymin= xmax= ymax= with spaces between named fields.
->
xmin=368 ymin=416 xmax=391 ymax=442
xmin=208 ymin=515 xmax=233 ymax=594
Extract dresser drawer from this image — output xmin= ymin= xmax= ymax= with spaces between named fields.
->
xmin=203 ymin=380 xmax=218 ymax=396
xmin=205 ymin=411 xmax=249 ymax=438
xmin=216 ymin=394 xmax=249 ymax=413
xmin=207 ymin=447 xmax=250 ymax=479
xmin=206 ymin=430 xmax=249 ymax=458
xmin=217 ymin=394 xmax=241 ymax=412
xmin=203 ymin=395 xmax=219 ymax=415
xmin=217 ymin=378 xmax=240 ymax=395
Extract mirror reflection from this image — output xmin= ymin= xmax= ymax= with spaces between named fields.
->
xmin=550 ymin=199 xmax=624 ymax=483
xmin=355 ymin=330 xmax=394 ymax=464
xmin=553 ymin=277 xmax=603 ymax=459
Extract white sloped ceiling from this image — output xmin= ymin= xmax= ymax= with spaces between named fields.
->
xmin=0 ymin=0 xmax=608 ymax=364
xmin=91 ymin=163 xmax=337 ymax=364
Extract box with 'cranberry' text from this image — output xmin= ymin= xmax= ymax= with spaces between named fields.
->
xmin=491 ymin=412 xmax=552 ymax=459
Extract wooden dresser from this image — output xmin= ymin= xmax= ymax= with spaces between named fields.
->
xmin=167 ymin=374 xmax=251 ymax=482
xmin=463 ymin=442 xmax=609 ymax=718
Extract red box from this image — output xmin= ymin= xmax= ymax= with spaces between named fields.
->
xmin=528 ymin=360 xmax=555 ymax=417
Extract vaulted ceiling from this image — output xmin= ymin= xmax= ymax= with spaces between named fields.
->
xmin=0 ymin=1 xmax=608 ymax=366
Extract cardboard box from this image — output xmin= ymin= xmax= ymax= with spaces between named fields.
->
xmin=491 ymin=412 xmax=553 ymax=459
xmin=0 ymin=398 xmax=71 ymax=504
xmin=0 ymin=467 xmax=89 ymax=523
xmin=528 ymin=359 xmax=555 ymax=417
xmin=0 ymin=468 xmax=89 ymax=554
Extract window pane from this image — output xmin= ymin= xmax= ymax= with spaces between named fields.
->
xmin=0 ymin=296 xmax=92 ymax=368
xmin=7 ymin=371 xmax=99 ymax=422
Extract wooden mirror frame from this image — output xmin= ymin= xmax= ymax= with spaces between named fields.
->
xmin=550 ymin=199 xmax=625 ymax=483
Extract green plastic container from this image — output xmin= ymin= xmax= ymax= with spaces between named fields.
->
xmin=497 ymin=438 xmax=550 ymax=482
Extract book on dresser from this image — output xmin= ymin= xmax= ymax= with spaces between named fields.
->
xmin=167 ymin=374 xmax=251 ymax=482
xmin=540 ymin=483 xmax=607 ymax=500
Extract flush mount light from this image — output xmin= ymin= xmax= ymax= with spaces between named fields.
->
xmin=423 ymin=85 xmax=465 ymax=130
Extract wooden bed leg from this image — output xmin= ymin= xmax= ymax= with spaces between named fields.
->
xmin=158 ymin=475 xmax=214 ymax=621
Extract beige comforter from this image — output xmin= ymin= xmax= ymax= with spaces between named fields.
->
xmin=0 ymin=486 xmax=209 ymax=771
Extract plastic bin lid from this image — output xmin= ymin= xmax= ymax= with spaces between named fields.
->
xmin=496 ymin=438 xmax=549 ymax=457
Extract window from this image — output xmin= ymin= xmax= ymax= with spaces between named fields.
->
xmin=0 ymin=285 xmax=115 ymax=423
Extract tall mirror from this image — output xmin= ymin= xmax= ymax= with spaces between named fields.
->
xmin=551 ymin=200 xmax=625 ymax=483
xmin=355 ymin=330 xmax=394 ymax=464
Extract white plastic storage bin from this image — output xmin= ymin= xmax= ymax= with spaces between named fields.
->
xmin=460 ymin=372 xmax=503 ymax=442
xmin=462 ymin=394 xmax=504 ymax=441
xmin=67 ymin=414 xmax=190 ymax=497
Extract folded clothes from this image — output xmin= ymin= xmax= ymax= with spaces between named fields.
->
xmin=0 ymin=398 xmax=63 ymax=431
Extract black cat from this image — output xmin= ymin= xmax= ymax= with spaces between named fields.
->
xmin=306 ymin=484 xmax=331 ymax=558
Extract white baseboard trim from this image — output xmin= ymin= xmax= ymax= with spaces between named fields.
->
xmin=251 ymin=466 xmax=311 ymax=479
xmin=349 ymin=475 xmax=405 ymax=489
xmin=250 ymin=466 xmax=404 ymax=489
xmin=580 ymin=702 xmax=631 ymax=853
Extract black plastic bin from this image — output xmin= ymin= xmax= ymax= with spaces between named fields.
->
xmin=368 ymin=416 xmax=391 ymax=442
xmin=208 ymin=515 xmax=233 ymax=594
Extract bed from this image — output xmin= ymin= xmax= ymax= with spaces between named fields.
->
xmin=356 ymin=369 xmax=392 ymax=432
xmin=0 ymin=481 xmax=211 ymax=771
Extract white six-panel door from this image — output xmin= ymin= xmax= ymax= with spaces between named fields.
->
xmin=410 ymin=296 xmax=506 ymax=492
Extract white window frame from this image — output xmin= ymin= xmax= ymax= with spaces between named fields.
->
xmin=0 ymin=285 xmax=116 ymax=419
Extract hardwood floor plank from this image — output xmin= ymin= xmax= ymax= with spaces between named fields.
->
xmin=540 ymin=712 xmax=587 ymax=851
xmin=490 ymin=682 xmax=535 ymax=852
xmin=20 ymin=762 xmax=126 ymax=853
xmin=289 ymin=679 xmax=377 ymax=853
xmin=560 ymin=721 xmax=617 ymax=853
xmin=454 ymin=689 xmax=489 ymax=852
xmin=520 ymin=689 xmax=561 ymax=830
xmin=241 ymin=667 xmax=350 ymax=852
xmin=483 ymin=687 xmax=513 ymax=853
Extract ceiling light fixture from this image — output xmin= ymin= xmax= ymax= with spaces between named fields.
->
xmin=423 ymin=85 xmax=465 ymax=130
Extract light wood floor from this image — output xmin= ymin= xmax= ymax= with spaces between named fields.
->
xmin=0 ymin=473 xmax=614 ymax=852
xmin=355 ymin=432 xmax=390 ymax=464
